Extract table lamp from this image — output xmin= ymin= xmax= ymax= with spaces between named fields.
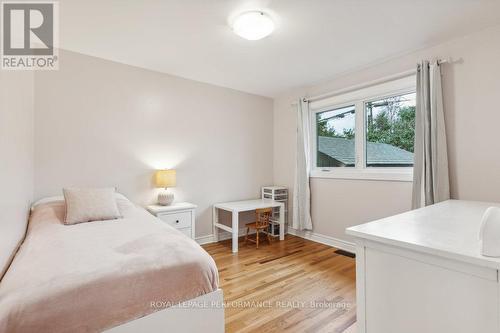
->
xmin=155 ymin=169 xmax=176 ymax=206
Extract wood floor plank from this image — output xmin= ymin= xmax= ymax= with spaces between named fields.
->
xmin=203 ymin=235 xmax=357 ymax=333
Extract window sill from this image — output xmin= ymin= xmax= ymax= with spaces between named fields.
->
xmin=310 ymin=168 xmax=413 ymax=182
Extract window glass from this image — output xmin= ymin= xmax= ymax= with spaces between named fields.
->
xmin=316 ymin=105 xmax=356 ymax=167
xmin=365 ymin=93 xmax=416 ymax=167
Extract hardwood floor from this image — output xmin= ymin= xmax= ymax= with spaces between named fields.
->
xmin=202 ymin=235 xmax=357 ymax=333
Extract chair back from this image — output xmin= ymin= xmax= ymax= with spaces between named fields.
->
xmin=255 ymin=208 xmax=272 ymax=229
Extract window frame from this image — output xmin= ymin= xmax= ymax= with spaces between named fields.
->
xmin=310 ymin=76 xmax=416 ymax=182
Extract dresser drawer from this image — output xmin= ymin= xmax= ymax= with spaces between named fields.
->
xmin=158 ymin=211 xmax=192 ymax=229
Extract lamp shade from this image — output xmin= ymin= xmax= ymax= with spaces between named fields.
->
xmin=155 ymin=169 xmax=176 ymax=188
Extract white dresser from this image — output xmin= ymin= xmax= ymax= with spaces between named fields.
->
xmin=347 ymin=200 xmax=500 ymax=333
xmin=147 ymin=202 xmax=197 ymax=239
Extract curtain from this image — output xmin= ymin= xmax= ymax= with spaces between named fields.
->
xmin=412 ymin=61 xmax=450 ymax=209
xmin=292 ymin=98 xmax=313 ymax=230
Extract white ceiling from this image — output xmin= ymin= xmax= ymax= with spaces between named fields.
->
xmin=60 ymin=0 xmax=500 ymax=97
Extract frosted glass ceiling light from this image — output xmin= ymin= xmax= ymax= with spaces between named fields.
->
xmin=232 ymin=11 xmax=274 ymax=40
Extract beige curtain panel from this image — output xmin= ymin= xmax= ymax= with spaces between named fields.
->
xmin=412 ymin=60 xmax=450 ymax=209
xmin=293 ymin=98 xmax=313 ymax=230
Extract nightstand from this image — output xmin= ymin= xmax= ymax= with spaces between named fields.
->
xmin=147 ymin=202 xmax=197 ymax=239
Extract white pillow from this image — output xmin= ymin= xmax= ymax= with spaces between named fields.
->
xmin=30 ymin=195 xmax=64 ymax=211
xmin=63 ymin=188 xmax=122 ymax=225
xmin=31 ymin=193 xmax=131 ymax=211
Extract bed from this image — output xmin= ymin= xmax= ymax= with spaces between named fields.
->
xmin=0 ymin=195 xmax=224 ymax=333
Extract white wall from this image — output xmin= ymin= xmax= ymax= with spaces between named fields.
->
xmin=274 ymin=25 xmax=500 ymax=244
xmin=34 ymin=50 xmax=273 ymax=237
xmin=9 ymin=24 xmax=500 ymax=249
xmin=0 ymin=71 xmax=34 ymax=278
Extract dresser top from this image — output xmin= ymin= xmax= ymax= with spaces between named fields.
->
xmin=347 ymin=200 xmax=500 ymax=269
xmin=147 ymin=202 xmax=197 ymax=214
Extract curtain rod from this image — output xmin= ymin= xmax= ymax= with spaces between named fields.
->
xmin=292 ymin=58 xmax=451 ymax=105
xmin=305 ymin=68 xmax=415 ymax=103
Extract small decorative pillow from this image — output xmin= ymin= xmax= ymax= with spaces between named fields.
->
xmin=63 ymin=187 xmax=122 ymax=225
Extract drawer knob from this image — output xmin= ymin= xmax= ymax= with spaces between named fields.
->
xmin=176 ymin=220 xmax=179 ymax=223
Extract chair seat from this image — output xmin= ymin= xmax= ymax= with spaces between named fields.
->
xmin=246 ymin=222 xmax=269 ymax=230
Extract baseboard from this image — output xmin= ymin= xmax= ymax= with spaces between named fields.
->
xmin=196 ymin=228 xmax=256 ymax=245
xmin=287 ymin=228 xmax=356 ymax=253
xmin=197 ymin=227 xmax=355 ymax=253
xmin=195 ymin=234 xmax=216 ymax=245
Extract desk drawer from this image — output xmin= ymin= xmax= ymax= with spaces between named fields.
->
xmin=158 ymin=211 xmax=191 ymax=229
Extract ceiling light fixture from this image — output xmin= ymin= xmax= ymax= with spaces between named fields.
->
xmin=231 ymin=11 xmax=274 ymax=41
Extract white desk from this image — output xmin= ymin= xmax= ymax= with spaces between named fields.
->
xmin=213 ymin=199 xmax=285 ymax=253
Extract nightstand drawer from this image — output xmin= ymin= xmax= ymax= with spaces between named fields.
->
xmin=158 ymin=211 xmax=192 ymax=229
xmin=147 ymin=202 xmax=196 ymax=240
xmin=178 ymin=227 xmax=192 ymax=238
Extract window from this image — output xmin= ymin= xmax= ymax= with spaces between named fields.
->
xmin=311 ymin=76 xmax=416 ymax=181
xmin=365 ymin=92 xmax=416 ymax=167
xmin=316 ymin=105 xmax=355 ymax=167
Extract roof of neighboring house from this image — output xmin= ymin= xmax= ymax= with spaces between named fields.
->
xmin=318 ymin=136 xmax=414 ymax=166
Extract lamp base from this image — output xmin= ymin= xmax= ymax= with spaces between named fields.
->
xmin=158 ymin=189 xmax=174 ymax=206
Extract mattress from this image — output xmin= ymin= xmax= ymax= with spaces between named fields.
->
xmin=0 ymin=196 xmax=219 ymax=332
